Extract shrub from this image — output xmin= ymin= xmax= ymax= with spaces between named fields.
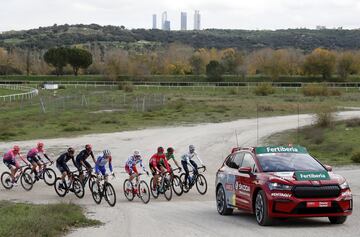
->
xmin=303 ymin=127 xmax=325 ymax=144
xmin=302 ymin=84 xmax=342 ymax=97
xmin=118 ymin=82 xmax=134 ymax=92
xmin=345 ymin=118 xmax=360 ymax=128
xmin=314 ymin=106 xmax=335 ymax=128
xmin=254 ymin=83 xmax=275 ymax=96
xmin=351 ymin=150 xmax=360 ymax=163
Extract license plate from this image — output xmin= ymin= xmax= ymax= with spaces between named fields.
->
xmin=306 ymin=201 xmax=332 ymax=208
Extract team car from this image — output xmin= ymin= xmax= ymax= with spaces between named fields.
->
xmin=215 ymin=146 xmax=353 ymax=226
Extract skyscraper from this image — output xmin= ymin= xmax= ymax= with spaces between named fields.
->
xmin=181 ymin=12 xmax=187 ymax=31
xmin=152 ymin=14 xmax=157 ymax=29
xmin=194 ymin=10 xmax=201 ymax=30
xmin=164 ymin=20 xmax=171 ymax=31
xmin=161 ymin=11 xmax=167 ymax=30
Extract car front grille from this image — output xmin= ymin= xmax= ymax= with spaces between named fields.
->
xmin=293 ymin=185 xmax=341 ymax=198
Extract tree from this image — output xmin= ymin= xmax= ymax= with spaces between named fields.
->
xmin=206 ymin=60 xmax=225 ymax=81
xmin=337 ymin=52 xmax=358 ymax=80
xmin=67 ymin=48 xmax=93 ymax=76
xmin=43 ymin=47 xmax=68 ymax=75
xmin=189 ymin=52 xmax=205 ymax=75
xmin=220 ymin=48 xmax=242 ymax=74
xmin=303 ymin=48 xmax=336 ymax=80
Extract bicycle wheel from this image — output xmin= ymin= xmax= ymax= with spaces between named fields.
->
xmin=88 ymin=174 xmax=97 ymax=190
xmin=43 ymin=168 xmax=57 ymax=186
xmin=91 ymin=181 xmax=102 ymax=204
xmin=172 ymin=175 xmax=183 ymax=196
xmin=105 ymin=183 xmax=116 ymax=207
xmin=1 ymin=172 xmax=14 ymax=189
xmin=196 ymin=174 xmax=207 ymax=195
xmin=149 ymin=177 xmax=159 ymax=199
xmin=163 ymin=178 xmax=173 ymax=201
xmin=54 ymin=178 xmax=67 ymax=197
xmin=23 ymin=167 xmax=36 ymax=184
xmin=20 ymin=173 xmax=33 ymax=191
xmin=123 ymin=179 xmax=135 ymax=201
xmin=73 ymin=178 xmax=85 ymax=198
xmin=138 ymin=181 xmax=150 ymax=204
xmin=180 ymin=173 xmax=190 ymax=193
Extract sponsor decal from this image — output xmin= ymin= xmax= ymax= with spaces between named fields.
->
xmin=225 ymin=183 xmax=234 ymax=192
xmin=256 ymin=146 xmax=308 ymax=154
xmin=295 ymin=171 xmax=330 ymax=181
xmin=271 ymin=193 xmax=292 ymax=198
xmin=274 ymin=172 xmax=294 ymax=179
xmin=306 ymin=201 xmax=332 ymax=208
xmin=235 ymin=181 xmax=250 ymax=192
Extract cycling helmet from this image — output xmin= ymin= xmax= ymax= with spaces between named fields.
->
xmin=133 ymin=150 xmax=141 ymax=157
xmin=13 ymin=145 xmax=20 ymax=154
xmin=37 ymin=142 xmax=44 ymax=149
xmin=85 ymin=144 xmax=92 ymax=151
xmin=103 ymin=149 xmax=111 ymax=157
xmin=67 ymin=147 xmax=75 ymax=155
xmin=189 ymin=145 xmax=195 ymax=153
xmin=167 ymin=147 xmax=174 ymax=154
xmin=157 ymin=146 xmax=164 ymax=153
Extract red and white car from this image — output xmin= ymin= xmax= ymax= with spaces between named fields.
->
xmin=215 ymin=146 xmax=353 ymax=225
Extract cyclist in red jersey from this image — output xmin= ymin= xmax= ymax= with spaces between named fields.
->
xmin=149 ymin=147 xmax=171 ymax=191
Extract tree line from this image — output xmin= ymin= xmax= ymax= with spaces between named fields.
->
xmin=1 ymin=44 xmax=360 ymax=81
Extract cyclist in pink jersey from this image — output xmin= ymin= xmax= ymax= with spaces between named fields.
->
xmin=27 ymin=142 xmax=53 ymax=180
xmin=3 ymin=145 xmax=30 ymax=183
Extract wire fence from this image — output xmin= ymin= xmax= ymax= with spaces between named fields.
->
xmin=0 ymin=84 xmax=39 ymax=102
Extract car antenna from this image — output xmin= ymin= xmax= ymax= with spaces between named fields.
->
xmin=257 ymin=103 xmax=259 ymax=146
xmin=235 ymin=130 xmax=239 ymax=148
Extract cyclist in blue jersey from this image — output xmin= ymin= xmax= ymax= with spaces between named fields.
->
xmin=95 ymin=150 xmax=114 ymax=182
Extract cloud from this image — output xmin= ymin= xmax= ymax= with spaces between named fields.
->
xmin=0 ymin=0 xmax=360 ymax=31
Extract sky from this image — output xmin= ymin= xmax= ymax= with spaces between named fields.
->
xmin=1 ymin=0 xmax=360 ymax=32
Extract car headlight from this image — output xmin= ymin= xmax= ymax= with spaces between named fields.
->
xmin=268 ymin=182 xmax=293 ymax=191
xmin=340 ymin=181 xmax=349 ymax=190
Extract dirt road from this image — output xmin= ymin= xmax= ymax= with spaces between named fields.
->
xmin=0 ymin=111 xmax=359 ymax=237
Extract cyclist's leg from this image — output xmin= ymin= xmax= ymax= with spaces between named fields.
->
xmin=190 ymin=160 xmax=198 ymax=175
xmin=27 ymin=156 xmax=39 ymax=177
xmin=181 ymin=160 xmax=189 ymax=185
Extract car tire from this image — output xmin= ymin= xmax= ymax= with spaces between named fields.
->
xmin=216 ymin=185 xmax=233 ymax=215
xmin=255 ymin=190 xmax=272 ymax=226
xmin=328 ymin=216 xmax=347 ymax=224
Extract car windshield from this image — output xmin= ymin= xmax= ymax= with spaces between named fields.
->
xmin=257 ymin=153 xmax=325 ymax=172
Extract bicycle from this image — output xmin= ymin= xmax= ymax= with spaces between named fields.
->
xmin=123 ymin=173 xmax=151 ymax=204
xmin=74 ymin=168 xmax=97 ymax=191
xmin=1 ymin=164 xmax=33 ymax=191
xmin=150 ymin=171 xmax=172 ymax=201
xmin=180 ymin=166 xmax=207 ymax=195
xmin=54 ymin=171 xmax=84 ymax=198
xmin=171 ymin=168 xmax=183 ymax=196
xmin=24 ymin=161 xmax=57 ymax=186
xmin=90 ymin=174 xmax=117 ymax=207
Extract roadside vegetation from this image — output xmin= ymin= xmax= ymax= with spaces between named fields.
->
xmin=265 ymin=116 xmax=360 ymax=166
xmin=0 ymin=201 xmax=100 ymax=237
xmin=0 ymin=85 xmax=359 ymax=142
xmin=0 ymin=88 xmax=22 ymax=96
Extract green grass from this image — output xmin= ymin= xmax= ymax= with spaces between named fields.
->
xmin=265 ymin=119 xmax=360 ymax=166
xmin=0 ymin=201 xmax=100 ymax=237
xmin=0 ymin=88 xmax=22 ymax=96
xmin=0 ymin=86 xmax=359 ymax=141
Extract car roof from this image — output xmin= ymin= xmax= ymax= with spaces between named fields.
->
xmin=231 ymin=145 xmax=308 ymax=156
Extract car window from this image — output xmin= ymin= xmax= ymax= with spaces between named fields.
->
xmin=225 ymin=155 xmax=235 ymax=168
xmin=232 ymin=153 xmax=244 ymax=169
xmin=241 ymin=153 xmax=257 ymax=172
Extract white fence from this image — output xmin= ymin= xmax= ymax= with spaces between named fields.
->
xmin=0 ymin=84 xmax=39 ymax=102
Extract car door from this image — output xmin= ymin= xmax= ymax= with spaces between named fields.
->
xmin=224 ymin=152 xmax=244 ymax=208
xmin=236 ymin=152 xmax=258 ymax=211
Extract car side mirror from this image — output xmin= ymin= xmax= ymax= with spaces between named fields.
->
xmin=239 ymin=167 xmax=252 ymax=174
xmin=324 ymin=165 xmax=332 ymax=172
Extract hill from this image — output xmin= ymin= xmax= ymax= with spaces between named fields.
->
xmin=1 ymin=24 xmax=360 ymax=51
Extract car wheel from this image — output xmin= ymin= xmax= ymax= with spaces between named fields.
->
xmin=328 ymin=216 xmax=347 ymax=224
xmin=255 ymin=190 xmax=272 ymax=226
xmin=216 ymin=185 xmax=233 ymax=215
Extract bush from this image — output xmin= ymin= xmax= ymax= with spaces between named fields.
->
xmin=345 ymin=118 xmax=360 ymax=127
xmin=254 ymin=83 xmax=275 ymax=96
xmin=302 ymin=84 xmax=342 ymax=97
xmin=118 ymin=82 xmax=134 ymax=92
xmin=314 ymin=106 xmax=335 ymax=128
xmin=303 ymin=127 xmax=325 ymax=144
xmin=351 ymin=150 xmax=360 ymax=163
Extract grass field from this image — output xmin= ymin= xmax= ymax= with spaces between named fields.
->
xmin=265 ymin=119 xmax=360 ymax=166
xmin=0 ymin=201 xmax=100 ymax=237
xmin=0 ymin=88 xmax=22 ymax=96
xmin=0 ymin=86 xmax=359 ymax=141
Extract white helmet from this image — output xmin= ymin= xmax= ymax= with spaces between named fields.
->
xmin=103 ymin=150 xmax=111 ymax=156
xmin=133 ymin=150 xmax=141 ymax=157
